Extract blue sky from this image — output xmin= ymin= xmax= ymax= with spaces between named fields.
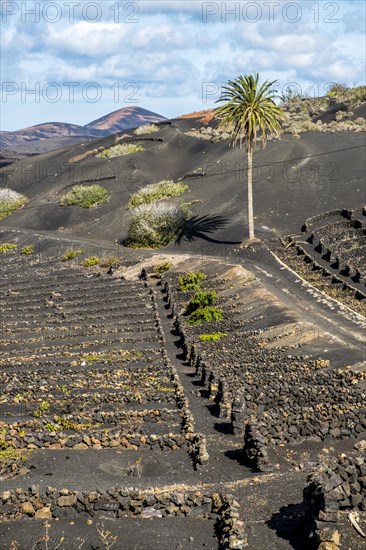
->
xmin=1 ymin=0 xmax=365 ymax=130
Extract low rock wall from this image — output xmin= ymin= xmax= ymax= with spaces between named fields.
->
xmin=162 ymin=275 xmax=366 ymax=472
xmin=0 ymin=487 xmax=247 ymax=549
xmin=303 ymin=446 xmax=366 ymax=549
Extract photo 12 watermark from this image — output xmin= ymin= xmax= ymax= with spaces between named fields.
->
xmin=202 ymin=159 xmax=339 ymax=185
xmin=202 ymin=81 xmax=340 ymax=103
xmin=202 ymin=1 xmax=339 ymax=24
xmin=2 ymin=1 xmax=140 ymax=24
xmin=1 ymin=81 xmax=140 ymax=104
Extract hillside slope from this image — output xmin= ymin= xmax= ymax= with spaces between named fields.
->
xmin=0 ymin=107 xmax=166 ymax=154
xmin=86 ymin=106 xmax=167 ymax=133
xmin=0 ymin=117 xmax=364 ymax=248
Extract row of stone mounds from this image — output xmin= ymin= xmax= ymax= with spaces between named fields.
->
xmin=155 ymin=259 xmax=366 ymax=474
xmin=0 ymin=359 xmax=177 ymax=406
xmin=297 ymin=207 xmax=366 ymax=295
xmin=0 ymin=360 xmax=175 ymax=413
xmin=304 ymin=442 xmax=366 ymax=550
xmin=0 ymin=252 xmax=204 ymax=481
xmin=0 ymin=253 xmax=161 ymax=357
xmin=0 ymin=487 xmax=247 ymax=549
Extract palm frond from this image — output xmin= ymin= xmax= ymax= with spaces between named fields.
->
xmin=214 ymin=72 xmax=284 ymax=149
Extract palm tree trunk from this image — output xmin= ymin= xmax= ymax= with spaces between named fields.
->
xmin=247 ymin=144 xmax=255 ymax=239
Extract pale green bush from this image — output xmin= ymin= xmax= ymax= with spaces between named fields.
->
xmin=134 ymin=124 xmax=159 ymax=135
xmin=60 ymin=185 xmax=109 ymax=208
xmin=0 ymin=188 xmax=28 ymax=221
xmin=126 ymin=202 xmax=190 ymax=248
xmin=128 ymin=180 xmax=188 ymax=209
xmin=98 ymin=143 xmax=144 ymax=158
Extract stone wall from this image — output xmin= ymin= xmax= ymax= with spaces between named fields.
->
xmin=161 ymin=273 xmax=366 ymax=473
xmin=0 ymin=487 xmax=247 ymax=549
xmin=303 ymin=445 xmax=366 ymax=549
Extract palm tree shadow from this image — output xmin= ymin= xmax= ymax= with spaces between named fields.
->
xmin=176 ymin=215 xmax=241 ymax=245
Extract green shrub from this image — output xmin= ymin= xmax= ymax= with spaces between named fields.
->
xmin=325 ymin=83 xmax=366 ymax=103
xmin=280 ymin=86 xmax=305 ymax=106
xmin=0 ymin=188 xmax=28 ymax=221
xmin=97 ymin=143 xmax=144 ymax=158
xmin=199 ymin=332 xmax=228 ymax=342
xmin=126 ymin=202 xmax=190 ymax=249
xmin=134 ymin=124 xmax=159 ymax=135
xmin=153 ymin=262 xmax=172 ymax=278
xmin=0 ymin=243 xmax=17 ymax=253
xmin=21 ymin=245 xmax=35 ymax=255
xmin=128 ymin=180 xmax=188 ymax=209
xmin=186 ymin=290 xmax=217 ymax=315
xmin=62 ymin=249 xmax=84 ymax=262
xmin=33 ymin=400 xmax=51 ymax=418
xmin=187 ymin=307 xmax=223 ymax=325
xmin=45 ymin=423 xmax=62 ymax=432
xmin=0 ymin=447 xmax=27 ymax=476
xmin=179 ymin=272 xmax=206 ymax=291
xmin=60 ymin=184 xmax=109 ymax=208
xmin=83 ymin=256 xmax=100 ymax=267
xmin=100 ymin=256 xmax=119 ymax=268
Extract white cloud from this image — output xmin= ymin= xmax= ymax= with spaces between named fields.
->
xmin=47 ymin=22 xmax=130 ymax=57
xmin=1 ymin=0 xmax=364 ymax=130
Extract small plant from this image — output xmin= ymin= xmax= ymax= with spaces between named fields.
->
xmin=127 ymin=455 xmax=143 ymax=477
xmin=0 ymin=447 xmax=27 ymax=478
xmin=185 ymin=290 xmax=217 ymax=315
xmin=179 ymin=271 xmax=206 ymax=291
xmin=100 ymin=256 xmax=119 ymax=268
xmin=199 ymin=332 xmax=228 ymax=342
xmin=83 ymin=256 xmax=100 ymax=267
xmin=45 ymin=423 xmax=62 ymax=432
xmin=29 ymin=521 xmax=76 ymax=550
xmin=81 ymin=350 xmax=132 ymax=363
xmin=62 ymin=249 xmax=84 ymax=262
xmin=134 ymin=123 xmax=159 ymax=135
xmin=52 ymin=415 xmax=94 ymax=431
xmin=20 ymin=244 xmax=35 ymax=255
xmin=187 ymin=306 xmax=223 ymax=325
xmin=128 ymin=180 xmax=188 ymax=209
xmin=60 ymin=185 xmax=109 ymax=208
xmin=0 ymin=243 xmax=17 ymax=253
xmin=326 ymin=82 xmax=349 ymax=99
xmin=0 ymin=188 xmax=28 ymax=221
xmin=96 ymin=524 xmax=118 ymax=549
xmin=280 ymin=86 xmax=304 ymax=105
xmin=125 ymin=202 xmax=190 ymax=249
xmin=153 ymin=262 xmax=172 ymax=278
xmin=14 ymin=392 xmax=29 ymax=402
xmin=97 ymin=143 xmax=144 ymax=158
xmin=84 ymin=353 xmax=115 ymax=363
xmin=33 ymin=400 xmax=51 ymax=418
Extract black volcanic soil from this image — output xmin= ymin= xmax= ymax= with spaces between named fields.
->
xmin=0 ymin=517 xmax=219 ymax=550
xmin=1 ymin=119 xmax=365 ymax=250
xmin=0 ymin=118 xmax=365 ymax=550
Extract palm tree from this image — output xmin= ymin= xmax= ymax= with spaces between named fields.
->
xmin=214 ymin=73 xmax=284 ymax=242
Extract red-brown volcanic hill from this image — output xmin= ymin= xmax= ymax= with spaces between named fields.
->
xmin=85 ymin=106 xmax=167 ymax=133
xmin=1 ymin=107 xmax=166 ymax=154
xmin=0 ymin=122 xmax=105 ymax=152
xmin=178 ymin=109 xmax=215 ymax=124
xmin=0 ymin=122 xmax=105 ymax=144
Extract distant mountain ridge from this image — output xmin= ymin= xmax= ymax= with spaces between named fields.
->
xmin=0 ymin=107 xmax=167 ymax=153
xmin=85 ymin=106 xmax=167 ymax=133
